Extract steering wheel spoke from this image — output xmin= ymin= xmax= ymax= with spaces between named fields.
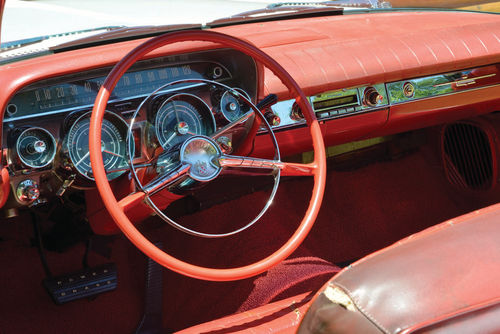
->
xmin=211 ymin=110 xmax=254 ymax=140
xmin=118 ymin=191 xmax=146 ymax=211
xmin=219 ymin=155 xmax=316 ymax=176
xmin=142 ymin=163 xmax=190 ymax=196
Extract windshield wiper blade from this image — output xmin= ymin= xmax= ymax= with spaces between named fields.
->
xmin=207 ymin=5 xmax=344 ymax=27
xmin=0 ymin=26 xmax=123 ymax=51
xmin=267 ymin=1 xmax=390 ymax=9
xmin=51 ymin=24 xmax=202 ymax=52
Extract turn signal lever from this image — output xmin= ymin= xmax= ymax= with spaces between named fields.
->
xmin=256 ymin=94 xmax=278 ymax=111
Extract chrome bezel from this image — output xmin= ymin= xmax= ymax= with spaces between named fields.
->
xmin=66 ymin=111 xmax=132 ymax=181
xmin=15 ymin=127 xmax=57 ymax=169
xmin=154 ymin=93 xmax=216 ymax=149
xmin=219 ymin=88 xmax=251 ymax=122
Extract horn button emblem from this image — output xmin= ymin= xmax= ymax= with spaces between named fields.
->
xmin=180 ymin=136 xmax=222 ymax=182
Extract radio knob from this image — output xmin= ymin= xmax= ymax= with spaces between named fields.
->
xmin=363 ymin=87 xmax=384 ymax=107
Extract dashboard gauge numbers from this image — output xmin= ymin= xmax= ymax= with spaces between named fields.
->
xmin=66 ymin=112 xmax=131 ymax=181
xmin=154 ymin=94 xmax=215 ymax=150
xmin=16 ymin=127 xmax=56 ymax=168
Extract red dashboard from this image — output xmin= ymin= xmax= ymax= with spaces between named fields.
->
xmin=1 ymin=9 xmax=500 ymax=219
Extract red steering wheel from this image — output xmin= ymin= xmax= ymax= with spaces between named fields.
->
xmin=89 ymin=30 xmax=326 ymax=281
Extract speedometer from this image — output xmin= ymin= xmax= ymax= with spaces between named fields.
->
xmin=66 ymin=112 xmax=131 ymax=181
xmin=155 ymin=94 xmax=215 ymax=150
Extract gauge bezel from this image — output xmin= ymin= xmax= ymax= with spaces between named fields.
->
xmin=15 ymin=127 xmax=57 ymax=169
xmin=154 ymin=93 xmax=216 ymax=150
xmin=219 ymin=88 xmax=251 ymax=121
xmin=66 ymin=111 xmax=132 ymax=181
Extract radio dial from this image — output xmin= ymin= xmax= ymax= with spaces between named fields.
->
xmin=363 ymin=87 xmax=384 ymax=107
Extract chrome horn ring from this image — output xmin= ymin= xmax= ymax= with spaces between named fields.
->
xmin=126 ymin=78 xmax=281 ymax=238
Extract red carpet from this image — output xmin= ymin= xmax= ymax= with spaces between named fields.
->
xmin=0 ymin=135 xmax=498 ymax=333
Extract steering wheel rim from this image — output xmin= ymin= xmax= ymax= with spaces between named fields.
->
xmin=89 ymin=30 xmax=327 ymax=281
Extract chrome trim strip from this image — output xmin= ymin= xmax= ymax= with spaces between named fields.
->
xmin=433 ymin=73 xmax=496 ymax=88
xmin=387 ymin=82 xmax=500 ymax=106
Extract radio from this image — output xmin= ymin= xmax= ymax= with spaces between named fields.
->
xmin=310 ymin=85 xmax=388 ymax=120
xmin=268 ymin=84 xmax=389 ymax=131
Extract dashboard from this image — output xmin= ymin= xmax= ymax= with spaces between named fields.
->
xmin=1 ymin=10 xmax=500 ymax=218
xmin=2 ymin=49 xmax=258 ymax=207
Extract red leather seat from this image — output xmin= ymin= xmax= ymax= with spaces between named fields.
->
xmin=177 ymin=292 xmax=314 ymax=333
xmin=299 ymin=203 xmax=500 ymax=333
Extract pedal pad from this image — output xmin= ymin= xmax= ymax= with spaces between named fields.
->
xmin=43 ymin=263 xmax=117 ymax=304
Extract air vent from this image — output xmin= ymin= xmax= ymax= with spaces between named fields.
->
xmin=442 ymin=122 xmax=496 ymax=191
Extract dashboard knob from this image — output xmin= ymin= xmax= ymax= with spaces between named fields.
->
xmin=26 ymin=140 xmax=47 ymax=154
xmin=264 ymin=111 xmax=281 ymax=126
xmin=363 ymin=87 xmax=384 ymax=107
xmin=290 ymin=103 xmax=304 ymax=121
xmin=226 ymin=102 xmax=238 ymax=112
xmin=16 ymin=179 xmax=40 ymax=203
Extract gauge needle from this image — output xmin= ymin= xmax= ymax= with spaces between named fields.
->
xmin=162 ymin=132 xmax=177 ymax=146
xmin=172 ymin=100 xmax=181 ymax=124
xmin=102 ymin=149 xmax=123 ymax=158
xmin=75 ymin=151 xmax=90 ymax=166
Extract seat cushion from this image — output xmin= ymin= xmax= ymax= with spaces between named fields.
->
xmin=298 ymin=203 xmax=500 ymax=334
xmin=178 ymin=292 xmax=313 ymax=334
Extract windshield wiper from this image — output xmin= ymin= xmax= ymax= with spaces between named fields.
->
xmin=0 ymin=26 xmax=125 ymax=64
xmin=267 ymin=1 xmax=391 ymax=9
xmin=51 ymin=24 xmax=202 ymax=52
xmin=0 ymin=24 xmax=202 ymax=64
xmin=207 ymin=5 xmax=344 ymax=27
xmin=207 ymin=0 xmax=392 ymax=27
xmin=0 ymin=26 xmax=123 ymax=51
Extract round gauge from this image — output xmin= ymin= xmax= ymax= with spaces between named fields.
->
xmin=219 ymin=88 xmax=251 ymax=122
xmin=67 ymin=112 xmax=131 ymax=181
xmin=16 ymin=127 xmax=56 ymax=168
xmin=155 ymin=94 xmax=215 ymax=150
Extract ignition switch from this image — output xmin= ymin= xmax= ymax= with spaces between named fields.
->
xmin=16 ymin=179 xmax=40 ymax=203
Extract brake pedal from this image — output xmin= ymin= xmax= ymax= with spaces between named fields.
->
xmin=43 ymin=263 xmax=117 ymax=304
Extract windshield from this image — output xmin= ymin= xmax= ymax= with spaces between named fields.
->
xmin=2 ymin=0 xmax=499 ymax=44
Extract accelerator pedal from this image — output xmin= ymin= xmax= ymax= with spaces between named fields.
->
xmin=135 ymin=242 xmax=165 ymax=334
xmin=43 ymin=263 xmax=117 ymax=304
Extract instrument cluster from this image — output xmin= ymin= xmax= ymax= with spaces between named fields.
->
xmin=5 ymin=85 xmax=254 ymax=205
xmin=1 ymin=50 xmax=258 ymax=207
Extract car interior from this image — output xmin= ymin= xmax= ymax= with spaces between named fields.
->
xmin=1 ymin=1 xmax=500 ymax=333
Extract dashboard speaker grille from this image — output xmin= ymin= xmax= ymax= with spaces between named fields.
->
xmin=443 ymin=122 xmax=495 ymax=191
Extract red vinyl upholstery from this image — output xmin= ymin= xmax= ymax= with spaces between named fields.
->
xmin=178 ymin=257 xmax=340 ymax=333
xmin=299 ymin=203 xmax=500 ymax=333
xmin=182 ymin=202 xmax=500 ymax=333
xmin=177 ymin=292 xmax=313 ymax=334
